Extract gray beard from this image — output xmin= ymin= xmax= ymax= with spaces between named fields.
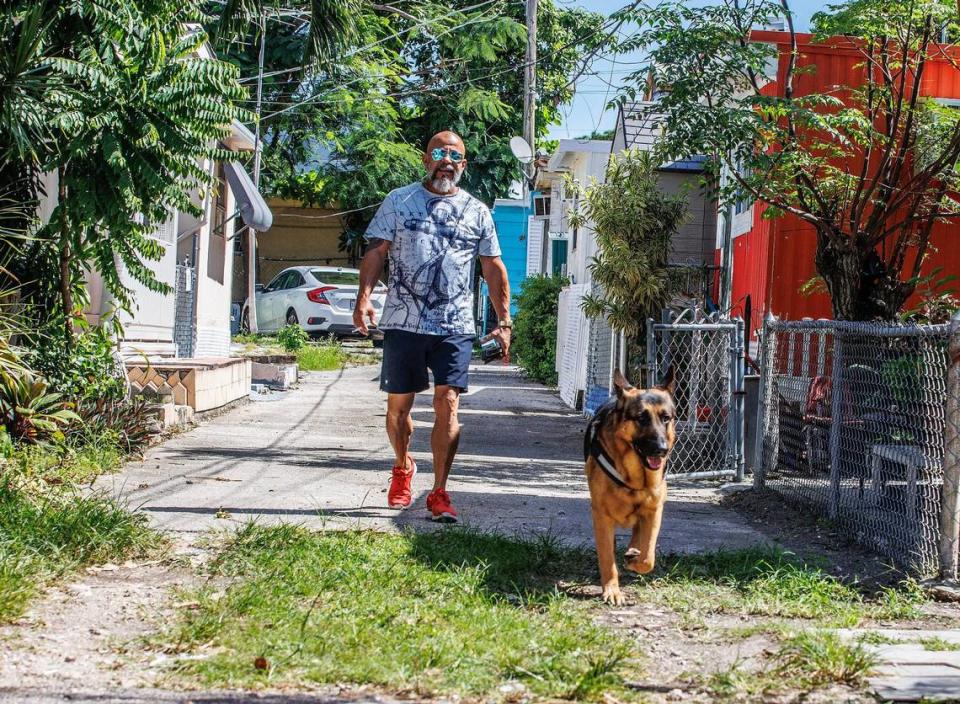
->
xmin=430 ymin=169 xmax=461 ymax=194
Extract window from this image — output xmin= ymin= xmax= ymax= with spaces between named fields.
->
xmin=533 ymin=195 xmax=551 ymax=217
xmin=265 ymin=272 xmax=287 ymax=292
xmin=206 ymin=163 xmax=227 ymax=284
xmin=730 ymin=157 xmax=755 ymax=237
xmin=311 ymin=270 xmax=361 ymax=285
xmin=286 ymin=272 xmax=305 ymax=289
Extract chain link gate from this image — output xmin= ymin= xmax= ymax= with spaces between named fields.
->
xmin=646 ymin=318 xmax=745 ymax=480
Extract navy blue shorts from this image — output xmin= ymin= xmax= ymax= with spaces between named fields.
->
xmin=379 ymin=330 xmax=474 ymax=394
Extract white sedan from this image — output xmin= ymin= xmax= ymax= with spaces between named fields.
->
xmin=242 ymin=266 xmax=386 ymax=338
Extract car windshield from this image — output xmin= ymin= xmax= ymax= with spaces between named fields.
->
xmin=310 ymin=270 xmax=360 ymax=286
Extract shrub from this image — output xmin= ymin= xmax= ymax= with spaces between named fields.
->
xmin=69 ymin=396 xmax=161 ymax=454
xmin=277 ymin=324 xmax=309 ymax=352
xmin=512 ymin=275 xmax=568 ymax=385
xmin=26 ymin=322 xmax=127 ymax=404
xmin=0 ymin=370 xmax=79 ymax=445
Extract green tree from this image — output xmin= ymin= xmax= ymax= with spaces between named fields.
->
xmin=227 ymin=0 xmax=610 ymax=225
xmin=574 ymin=150 xmax=688 ymax=337
xmin=0 ymin=1 xmax=247 ymax=335
xmin=618 ymin=0 xmax=960 ymax=320
xmin=513 ymin=274 xmax=569 ymax=385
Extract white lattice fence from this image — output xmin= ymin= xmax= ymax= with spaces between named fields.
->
xmin=556 ymin=284 xmax=589 ymax=409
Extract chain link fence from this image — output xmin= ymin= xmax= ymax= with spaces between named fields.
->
xmin=174 ymin=264 xmax=196 ymax=358
xmin=584 ymin=310 xmax=616 ymax=416
xmin=647 ymin=319 xmax=745 ymax=479
xmin=754 ymin=317 xmax=954 ymax=574
xmin=940 ymin=316 xmax=960 ymax=580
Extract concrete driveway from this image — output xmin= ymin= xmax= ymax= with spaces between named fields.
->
xmin=100 ymin=363 xmax=769 ymax=553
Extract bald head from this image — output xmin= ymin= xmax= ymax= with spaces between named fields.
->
xmin=426 ymin=131 xmax=465 ymax=154
xmin=422 ymin=131 xmax=467 ymax=195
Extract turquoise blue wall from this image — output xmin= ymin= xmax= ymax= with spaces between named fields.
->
xmin=491 ymin=202 xmax=530 ymax=317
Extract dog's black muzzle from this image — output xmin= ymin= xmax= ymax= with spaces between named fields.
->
xmin=632 ymin=439 xmax=670 ymax=470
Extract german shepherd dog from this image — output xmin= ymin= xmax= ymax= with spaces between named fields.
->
xmin=583 ymin=367 xmax=676 ymax=605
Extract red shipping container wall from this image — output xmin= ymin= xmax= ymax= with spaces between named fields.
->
xmin=725 ymin=31 xmax=960 ymax=325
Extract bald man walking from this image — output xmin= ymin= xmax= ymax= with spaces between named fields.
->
xmin=353 ymin=131 xmax=512 ymax=522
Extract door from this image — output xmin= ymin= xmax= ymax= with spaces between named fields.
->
xmin=281 ymin=270 xmax=306 ymax=325
xmin=551 ymin=239 xmax=568 ymax=277
xmin=646 ymin=319 xmax=745 ymax=480
xmin=259 ymin=271 xmax=290 ymax=332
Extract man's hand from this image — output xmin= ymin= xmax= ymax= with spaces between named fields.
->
xmin=490 ymin=325 xmax=512 ymax=363
xmin=353 ymin=296 xmax=377 ymax=335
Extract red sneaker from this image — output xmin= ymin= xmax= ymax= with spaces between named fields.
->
xmin=387 ymin=457 xmax=416 ymax=509
xmin=426 ymin=489 xmax=458 ymax=523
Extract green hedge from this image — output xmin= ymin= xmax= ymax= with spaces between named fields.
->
xmin=512 ymin=275 xmax=569 ymax=385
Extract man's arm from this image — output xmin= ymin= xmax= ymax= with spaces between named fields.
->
xmin=479 ymin=255 xmax=512 ymax=360
xmin=353 ymin=238 xmax=391 ymax=334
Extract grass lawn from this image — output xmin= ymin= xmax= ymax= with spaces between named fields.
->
xmin=0 ymin=443 xmax=163 ymax=622
xmin=157 ymin=525 xmax=638 ymax=699
xmin=637 ymin=547 xmax=925 ymax=627
xmin=154 ymin=526 xmax=931 ymax=700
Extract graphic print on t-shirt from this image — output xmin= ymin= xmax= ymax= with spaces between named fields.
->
xmin=364 ymin=183 xmax=501 ymax=336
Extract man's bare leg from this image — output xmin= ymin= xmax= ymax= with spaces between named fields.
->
xmin=431 ymin=385 xmax=461 ymax=491
xmin=386 ymin=392 xmax=416 ymax=469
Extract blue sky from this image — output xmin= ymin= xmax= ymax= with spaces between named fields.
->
xmin=548 ymin=0 xmax=824 ymax=140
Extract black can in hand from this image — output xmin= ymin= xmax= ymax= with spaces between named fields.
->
xmin=480 ymin=336 xmax=503 ymax=363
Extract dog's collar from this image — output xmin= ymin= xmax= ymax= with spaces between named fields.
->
xmin=586 ymin=419 xmax=631 ymax=489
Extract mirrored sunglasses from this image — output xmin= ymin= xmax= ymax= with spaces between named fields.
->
xmin=431 ymin=147 xmax=464 ymax=163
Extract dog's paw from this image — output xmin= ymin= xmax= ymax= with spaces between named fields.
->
xmin=601 ymin=584 xmax=624 ymax=606
xmin=624 ymin=548 xmax=655 ymax=575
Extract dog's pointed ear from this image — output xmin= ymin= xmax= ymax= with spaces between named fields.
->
xmin=613 ymin=368 xmax=633 ymax=398
xmin=658 ymin=365 xmax=675 ymax=396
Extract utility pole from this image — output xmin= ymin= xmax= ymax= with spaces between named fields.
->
xmin=246 ymin=13 xmax=267 ymax=334
xmin=522 ymin=0 xmax=537 ymax=195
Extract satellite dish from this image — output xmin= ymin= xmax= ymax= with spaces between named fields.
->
xmin=509 ymin=136 xmax=534 ymax=164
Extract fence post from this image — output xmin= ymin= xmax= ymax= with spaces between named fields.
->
xmin=753 ymin=312 xmax=777 ymax=489
xmin=828 ymin=324 xmax=844 ymax=520
xmin=733 ymin=317 xmax=746 ymax=482
xmin=939 ymin=312 xmax=960 ymax=581
xmin=646 ymin=318 xmax=656 ymax=388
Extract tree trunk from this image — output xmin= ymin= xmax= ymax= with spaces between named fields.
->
xmin=57 ymin=167 xmax=74 ymax=341
xmin=814 ymin=228 xmax=908 ymax=321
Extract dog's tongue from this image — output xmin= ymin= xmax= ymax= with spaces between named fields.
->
xmin=645 ymin=457 xmax=663 ymax=470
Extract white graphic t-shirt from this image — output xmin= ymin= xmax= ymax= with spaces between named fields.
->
xmin=364 ymin=183 xmax=501 ymax=335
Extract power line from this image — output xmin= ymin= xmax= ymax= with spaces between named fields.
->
xmin=234 ymin=0 xmax=504 ymax=85
xmin=257 ymin=12 xmax=626 ymax=123
xmin=590 ymin=27 xmax=622 ymax=137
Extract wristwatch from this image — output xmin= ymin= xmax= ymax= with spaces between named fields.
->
xmin=499 ymin=317 xmax=513 ymax=329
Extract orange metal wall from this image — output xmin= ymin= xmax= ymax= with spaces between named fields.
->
xmin=729 ymin=31 xmax=960 ymax=325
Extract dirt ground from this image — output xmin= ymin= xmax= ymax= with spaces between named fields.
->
xmin=2 ymin=367 xmax=958 ymax=703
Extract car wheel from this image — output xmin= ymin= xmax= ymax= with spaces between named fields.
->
xmin=286 ymin=308 xmax=299 ymax=326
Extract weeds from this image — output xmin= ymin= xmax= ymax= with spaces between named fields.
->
xmin=704 ymin=630 xmax=876 ymax=699
xmin=295 ymin=342 xmax=350 ymax=371
xmin=637 ymin=548 xmax=925 ymax=626
xmin=919 ymin=636 xmax=960 ymax=651
xmin=157 ymin=525 xmax=637 ymax=699
xmin=232 ymin=333 xmax=371 ymax=370
xmin=774 ymin=631 xmax=877 ymax=687
xmin=0 ymin=438 xmax=163 ymax=622
xmin=857 ymin=631 xmax=899 ymax=646
xmin=0 ymin=481 xmax=161 ymax=622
